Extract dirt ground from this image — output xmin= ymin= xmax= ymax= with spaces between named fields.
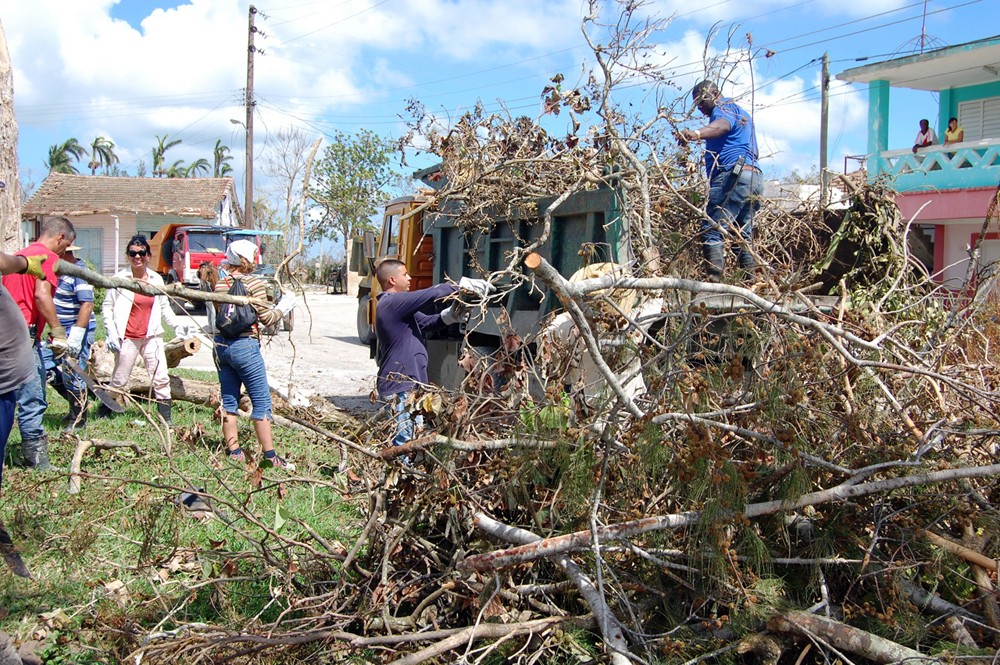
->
xmin=176 ymin=289 xmax=380 ymax=415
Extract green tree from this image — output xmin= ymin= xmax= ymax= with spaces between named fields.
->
xmin=88 ymin=136 xmax=119 ymax=175
xmin=309 ymin=129 xmax=398 ymax=260
xmin=213 ymin=140 xmax=233 ymax=178
xmin=152 ymin=134 xmax=181 ymax=177
xmin=44 ymin=138 xmax=87 ymax=174
xmin=166 ymin=159 xmax=187 ymax=178
xmin=185 ymin=158 xmax=210 ymax=178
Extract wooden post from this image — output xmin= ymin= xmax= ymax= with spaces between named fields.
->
xmin=820 ymin=52 xmax=830 ymax=208
xmin=245 ymin=5 xmax=257 ymax=229
xmin=0 ymin=18 xmax=21 ymax=252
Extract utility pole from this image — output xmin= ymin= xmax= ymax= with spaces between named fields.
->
xmin=819 ymin=52 xmax=830 ymax=208
xmin=245 ymin=5 xmax=257 ymax=229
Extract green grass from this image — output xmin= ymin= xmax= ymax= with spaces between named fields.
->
xmin=0 ymin=381 xmax=362 ymax=659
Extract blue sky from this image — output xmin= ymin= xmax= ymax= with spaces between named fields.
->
xmin=3 ymin=0 xmax=997 ymax=213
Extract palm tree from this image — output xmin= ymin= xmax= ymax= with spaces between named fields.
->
xmin=185 ymin=158 xmax=210 ymax=178
xmin=88 ymin=136 xmax=119 ymax=175
xmin=213 ymin=140 xmax=233 ymax=178
xmin=44 ymin=139 xmax=88 ymax=174
xmin=152 ymin=134 xmax=182 ymax=177
xmin=166 ymin=159 xmax=187 ymax=178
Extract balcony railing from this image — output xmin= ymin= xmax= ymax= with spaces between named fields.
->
xmin=876 ymin=138 xmax=1000 ymax=191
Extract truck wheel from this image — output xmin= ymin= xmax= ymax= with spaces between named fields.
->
xmin=165 ymin=269 xmax=179 ymax=284
xmin=357 ymin=294 xmax=374 ymax=345
xmin=282 ymin=310 xmax=294 ymax=332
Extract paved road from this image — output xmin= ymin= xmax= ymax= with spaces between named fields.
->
xmin=177 ymin=291 xmax=379 ymax=414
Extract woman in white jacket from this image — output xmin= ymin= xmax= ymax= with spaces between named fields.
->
xmin=99 ymin=235 xmax=189 ymax=424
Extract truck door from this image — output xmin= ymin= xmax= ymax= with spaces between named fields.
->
xmin=171 ymin=231 xmax=186 ymax=280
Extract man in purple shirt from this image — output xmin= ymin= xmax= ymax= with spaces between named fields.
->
xmin=374 ymin=259 xmax=463 ymax=446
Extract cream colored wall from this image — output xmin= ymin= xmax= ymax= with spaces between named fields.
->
xmin=940 ymin=221 xmax=987 ymax=286
xmin=42 ymin=213 xmax=137 ymax=275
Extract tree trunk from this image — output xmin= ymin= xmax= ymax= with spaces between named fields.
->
xmin=163 ymin=336 xmax=201 ymax=368
xmin=768 ymin=613 xmax=942 ymax=665
xmin=128 ymin=374 xmax=221 ymax=407
xmin=0 ymin=18 xmax=21 ymax=253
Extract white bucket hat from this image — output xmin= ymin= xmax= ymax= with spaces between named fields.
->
xmin=225 ymin=239 xmax=258 ymax=266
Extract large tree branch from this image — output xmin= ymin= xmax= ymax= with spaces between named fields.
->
xmin=459 ymin=463 xmax=1000 ymax=572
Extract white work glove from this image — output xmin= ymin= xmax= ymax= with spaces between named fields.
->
xmin=67 ymin=326 xmax=86 ymax=358
xmin=106 ymin=337 xmax=121 ymax=354
xmin=459 ymin=277 xmax=495 ymax=298
xmin=48 ymin=325 xmax=69 ymax=359
xmin=275 ymin=292 xmax=299 ymax=317
xmin=440 ymin=303 xmax=469 ymax=325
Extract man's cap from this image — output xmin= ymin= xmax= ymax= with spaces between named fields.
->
xmin=225 ymin=239 xmax=258 ymax=265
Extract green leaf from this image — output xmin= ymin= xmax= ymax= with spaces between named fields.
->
xmin=259 ymin=457 xmax=274 ymax=469
xmin=275 ymin=504 xmax=290 ymax=532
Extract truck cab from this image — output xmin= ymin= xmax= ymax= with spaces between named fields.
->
xmin=150 ymin=224 xmax=228 ymax=287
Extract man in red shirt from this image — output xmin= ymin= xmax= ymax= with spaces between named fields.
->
xmin=1 ymin=217 xmax=76 ymax=470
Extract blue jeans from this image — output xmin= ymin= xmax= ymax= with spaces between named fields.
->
xmin=387 ymin=392 xmax=423 ymax=447
xmin=213 ymin=336 xmax=272 ymax=420
xmin=0 ymin=390 xmax=15 ymax=487
xmin=45 ymin=331 xmax=95 ymax=399
xmin=14 ymin=341 xmax=47 ymax=442
xmin=703 ymin=169 xmax=763 ymax=254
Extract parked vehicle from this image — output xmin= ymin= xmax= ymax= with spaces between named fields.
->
xmin=150 ymin=224 xmax=229 ymax=288
xmin=357 ymin=164 xmax=626 ymax=388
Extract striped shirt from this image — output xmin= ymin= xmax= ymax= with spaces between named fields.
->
xmin=214 ymin=273 xmax=281 ymax=336
xmin=54 ymin=259 xmax=98 ymax=331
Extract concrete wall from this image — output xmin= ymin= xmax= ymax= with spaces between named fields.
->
xmin=41 ymin=213 xmax=137 ymax=275
xmin=938 ymin=221 xmax=988 ymax=286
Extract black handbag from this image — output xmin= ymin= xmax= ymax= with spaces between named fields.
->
xmin=216 ymin=277 xmax=258 ymax=337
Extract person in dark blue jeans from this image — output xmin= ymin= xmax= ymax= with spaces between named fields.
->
xmin=679 ymin=80 xmax=762 ymax=280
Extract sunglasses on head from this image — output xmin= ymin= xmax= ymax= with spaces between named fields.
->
xmin=128 ymin=249 xmax=148 ymax=258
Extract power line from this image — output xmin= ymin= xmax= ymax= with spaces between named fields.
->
xmin=272 ymin=0 xmax=394 ymax=46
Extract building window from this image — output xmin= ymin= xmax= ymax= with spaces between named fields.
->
xmin=75 ymin=228 xmax=104 ymax=274
xmin=958 ymin=96 xmax=1000 ymax=142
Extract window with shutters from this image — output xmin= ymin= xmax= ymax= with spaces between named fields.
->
xmin=958 ymin=96 xmax=1000 ymax=141
xmin=74 ymin=228 xmax=103 ymax=274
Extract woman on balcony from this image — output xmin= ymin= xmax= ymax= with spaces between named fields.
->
xmin=912 ymin=119 xmax=937 ymax=154
xmin=944 ymin=117 xmax=964 ymax=145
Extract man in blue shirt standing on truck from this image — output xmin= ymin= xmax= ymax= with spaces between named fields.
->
xmin=679 ymin=80 xmax=762 ymax=281
xmin=374 ymin=259 xmax=475 ymax=447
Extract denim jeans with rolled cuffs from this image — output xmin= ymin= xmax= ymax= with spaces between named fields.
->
xmin=213 ymin=336 xmax=272 ymax=420
xmin=703 ymin=168 xmax=763 ymax=268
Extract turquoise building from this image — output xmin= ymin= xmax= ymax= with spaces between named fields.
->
xmin=838 ymin=36 xmax=1000 ymax=285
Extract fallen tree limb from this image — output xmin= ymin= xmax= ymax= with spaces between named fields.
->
xmin=280 ymin=413 xmax=381 ymax=460
xmin=768 ymin=612 xmax=942 ymax=665
xmin=390 ymin=615 xmax=589 ymax=665
xmin=460 ymin=463 xmax=1000 ymax=572
xmin=923 ymin=530 xmax=998 ymax=572
xmin=378 ymin=433 xmax=558 ymax=460
xmin=68 ymin=438 xmax=143 ymax=495
xmin=900 ymin=581 xmax=984 ymax=623
xmin=53 ymin=259 xmax=270 ymax=307
xmin=474 ymin=513 xmax=631 ymax=665
xmin=163 ymin=336 xmax=201 ymax=369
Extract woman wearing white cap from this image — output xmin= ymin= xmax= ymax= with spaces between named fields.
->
xmin=100 ymin=234 xmax=191 ymax=424
xmin=213 ymin=240 xmax=298 ymax=469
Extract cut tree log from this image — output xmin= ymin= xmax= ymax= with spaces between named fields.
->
xmin=768 ymin=612 xmax=942 ymax=665
xmin=0 ymin=17 xmax=21 ymax=253
xmin=164 ymin=336 xmax=201 ymax=368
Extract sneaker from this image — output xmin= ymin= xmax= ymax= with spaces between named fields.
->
xmin=228 ymin=449 xmax=246 ymax=463
xmin=267 ymin=454 xmax=295 ymax=472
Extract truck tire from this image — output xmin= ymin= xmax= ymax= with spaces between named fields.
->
xmin=165 ymin=269 xmax=179 ymax=284
xmin=357 ymin=293 xmax=374 ymax=345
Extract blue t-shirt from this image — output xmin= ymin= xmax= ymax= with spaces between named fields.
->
xmin=53 ymin=259 xmax=98 ymax=331
xmin=704 ymin=98 xmax=759 ymax=180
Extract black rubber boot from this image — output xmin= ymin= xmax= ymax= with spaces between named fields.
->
xmin=95 ymin=402 xmax=116 ymax=419
xmin=157 ymin=400 xmax=173 ymax=426
xmin=703 ymin=244 xmax=725 ymax=282
xmin=21 ymin=436 xmax=55 ymax=472
xmin=62 ymin=394 xmax=88 ymax=433
xmin=737 ymin=248 xmax=757 ymax=270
